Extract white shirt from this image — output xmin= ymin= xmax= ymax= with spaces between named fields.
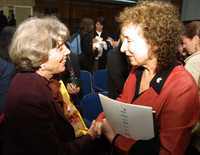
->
xmin=96 ymin=31 xmax=102 ymax=37
xmin=184 ymin=51 xmax=200 ymax=86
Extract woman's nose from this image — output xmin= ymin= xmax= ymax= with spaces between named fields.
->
xmin=120 ymin=40 xmax=128 ymax=53
xmin=64 ymin=45 xmax=71 ymax=55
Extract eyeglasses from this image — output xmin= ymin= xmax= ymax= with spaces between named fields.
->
xmin=55 ymin=41 xmax=65 ymax=52
xmin=57 ymin=41 xmax=65 ymax=49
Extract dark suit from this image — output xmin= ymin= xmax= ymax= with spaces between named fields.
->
xmin=79 ymin=32 xmax=94 ymax=72
xmin=61 ymin=52 xmax=80 ymax=84
xmin=2 ymin=73 xmax=97 ymax=155
xmin=60 ymin=52 xmax=81 ymax=105
xmin=107 ymin=46 xmax=130 ymax=99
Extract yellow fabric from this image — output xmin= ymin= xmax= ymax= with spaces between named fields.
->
xmin=59 ymin=80 xmax=88 ymax=137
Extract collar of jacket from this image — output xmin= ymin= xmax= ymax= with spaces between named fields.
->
xmin=135 ymin=62 xmax=179 ymax=94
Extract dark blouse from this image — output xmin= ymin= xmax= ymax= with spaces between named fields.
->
xmin=2 ymin=72 xmax=97 ymax=155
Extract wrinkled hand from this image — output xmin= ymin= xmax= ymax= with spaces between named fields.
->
xmin=88 ymin=120 xmax=103 ymax=139
xmin=102 ymin=119 xmax=116 ymax=143
xmin=66 ymin=83 xmax=80 ymax=95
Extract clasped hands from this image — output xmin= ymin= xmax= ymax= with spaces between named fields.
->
xmin=88 ymin=119 xmax=117 ymax=143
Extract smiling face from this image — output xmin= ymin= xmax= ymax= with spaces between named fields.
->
xmin=120 ymin=24 xmax=154 ymax=67
xmin=41 ymin=39 xmax=70 ymax=76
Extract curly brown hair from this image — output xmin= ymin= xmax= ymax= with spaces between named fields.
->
xmin=118 ymin=1 xmax=183 ymax=71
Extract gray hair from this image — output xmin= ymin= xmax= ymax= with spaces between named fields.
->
xmin=9 ymin=16 xmax=69 ymax=71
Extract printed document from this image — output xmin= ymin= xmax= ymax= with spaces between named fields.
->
xmin=99 ymin=94 xmax=154 ymax=140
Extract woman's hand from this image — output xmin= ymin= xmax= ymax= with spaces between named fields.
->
xmin=88 ymin=120 xmax=103 ymax=139
xmin=66 ymin=83 xmax=80 ymax=95
xmin=102 ymin=119 xmax=116 ymax=143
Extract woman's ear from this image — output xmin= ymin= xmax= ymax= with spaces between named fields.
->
xmin=193 ymin=35 xmax=200 ymax=51
xmin=149 ymin=42 xmax=158 ymax=54
xmin=152 ymin=45 xmax=158 ymax=52
xmin=193 ymin=35 xmax=199 ymax=41
xmin=148 ymin=40 xmax=158 ymax=52
xmin=40 ymin=64 xmax=46 ymax=71
xmin=148 ymin=42 xmax=158 ymax=59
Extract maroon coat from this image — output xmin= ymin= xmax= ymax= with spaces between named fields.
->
xmin=2 ymin=73 xmax=97 ymax=155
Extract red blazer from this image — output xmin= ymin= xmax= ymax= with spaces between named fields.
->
xmin=110 ymin=65 xmax=200 ymax=155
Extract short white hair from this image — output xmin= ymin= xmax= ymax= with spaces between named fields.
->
xmin=9 ymin=16 xmax=69 ymax=71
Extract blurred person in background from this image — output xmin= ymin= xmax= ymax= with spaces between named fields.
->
xmin=181 ymin=20 xmax=200 ymax=155
xmin=0 ymin=26 xmax=16 ymax=112
xmin=0 ymin=10 xmax=8 ymax=32
xmin=69 ymin=17 xmax=95 ymax=72
xmin=107 ymin=41 xmax=130 ymax=99
xmin=93 ymin=16 xmax=112 ymax=70
xmin=60 ymin=50 xmax=81 ymax=106
xmin=182 ymin=21 xmax=200 ymax=86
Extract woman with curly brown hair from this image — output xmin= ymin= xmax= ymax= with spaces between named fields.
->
xmin=99 ymin=1 xmax=200 ymax=155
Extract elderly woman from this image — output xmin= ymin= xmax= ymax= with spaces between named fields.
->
xmin=100 ymin=1 xmax=200 ymax=155
xmin=2 ymin=16 xmax=102 ymax=155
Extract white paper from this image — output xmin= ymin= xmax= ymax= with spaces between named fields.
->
xmin=98 ymin=94 xmax=154 ymax=140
